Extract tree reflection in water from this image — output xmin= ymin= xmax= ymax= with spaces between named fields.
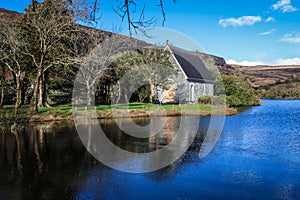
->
xmin=1 ymin=100 xmax=299 ymax=200
xmin=0 ymin=117 xmax=214 ymax=200
xmin=0 ymin=122 xmax=100 ymax=200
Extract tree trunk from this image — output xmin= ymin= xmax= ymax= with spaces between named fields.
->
xmin=87 ymin=88 xmax=92 ymax=106
xmin=40 ymin=72 xmax=50 ymax=107
xmin=21 ymin=81 xmax=27 ymax=105
xmin=149 ymin=81 xmax=155 ymax=103
xmin=116 ymin=80 xmax=129 ymax=104
xmin=124 ymin=88 xmax=129 ymax=103
xmin=0 ymin=66 xmax=5 ymax=108
xmin=0 ymin=75 xmax=5 ymax=109
xmin=32 ymin=69 xmax=42 ymax=113
xmin=14 ymin=76 xmax=22 ymax=115
xmin=0 ymin=83 xmax=4 ymax=109
xmin=32 ymin=81 xmax=39 ymax=113
xmin=86 ymin=82 xmax=96 ymax=106
xmin=116 ymin=80 xmax=121 ymax=104
xmin=42 ymin=73 xmax=49 ymax=107
xmin=38 ymin=73 xmax=44 ymax=107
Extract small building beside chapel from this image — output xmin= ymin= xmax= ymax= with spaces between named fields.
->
xmin=160 ymin=44 xmax=214 ymax=103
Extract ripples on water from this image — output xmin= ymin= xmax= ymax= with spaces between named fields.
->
xmin=0 ymin=99 xmax=299 ymax=200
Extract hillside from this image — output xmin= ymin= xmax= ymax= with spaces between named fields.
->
xmin=228 ymin=64 xmax=300 ymax=88
xmin=0 ymin=8 xmax=21 ymax=21
xmin=195 ymin=51 xmax=300 ymax=99
xmin=226 ymin=65 xmax=300 ymax=98
xmin=194 ymin=42 xmax=300 ymax=92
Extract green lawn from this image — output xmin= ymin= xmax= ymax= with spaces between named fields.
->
xmin=60 ymin=102 xmax=213 ymax=112
xmin=1 ymin=102 xmax=213 ymax=115
xmin=0 ymin=102 xmax=216 ymax=123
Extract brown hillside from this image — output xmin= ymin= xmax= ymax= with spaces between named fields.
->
xmin=228 ymin=64 xmax=300 ymax=88
xmin=0 ymin=7 xmax=149 ymax=47
xmin=0 ymin=8 xmax=21 ymax=21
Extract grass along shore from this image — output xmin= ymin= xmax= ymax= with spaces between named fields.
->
xmin=0 ymin=103 xmax=237 ymax=125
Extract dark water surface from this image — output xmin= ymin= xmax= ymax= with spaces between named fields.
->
xmin=0 ymin=99 xmax=299 ymax=200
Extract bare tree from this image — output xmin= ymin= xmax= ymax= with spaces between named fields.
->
xmin=112 ymin=47 xmax=175 ymax=103
xmin=32 ymin=0 xmax=174 ymax=34
xmin=73 ymin=35 xmax=138 ymax=106
xmin=22 ymin=0 xmax=103 ymax=113
xmin=113 ymin=0 xmax=177 ymax=35
xmin=0 ymin=20 xmax=28 ymax=114
xmin=0 ymin=0 xmax=105 ymax=114
xmin=22 ymin=1 xmax=75 ymax=111
xmin=0 ymin=0 xmax=177 ymax=113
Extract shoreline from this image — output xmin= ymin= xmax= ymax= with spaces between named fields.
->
xmin=0 ymin=107 xmax=238 ymax=125
xmin=2 ymin=98 xmax=297 ymax=126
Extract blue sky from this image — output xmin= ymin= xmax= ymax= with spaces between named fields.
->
xmin=1 ymin=0 xmax=300 ymax=65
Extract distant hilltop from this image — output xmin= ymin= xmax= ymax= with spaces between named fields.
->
xmin=226 ymin=64 xmax=300 ymax=88
xmin=222 ymin=64 xmax=300 ymax=99
xmin=0 ymin=8 xmax=21 ymax=21
xmin=192 ymin=44 xmax=300 ymax=90
xmin=193 ymin=49 xmax=299 ymax=98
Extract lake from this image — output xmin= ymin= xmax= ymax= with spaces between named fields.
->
xmin=0 ymin=99 xmax=299 ymax=200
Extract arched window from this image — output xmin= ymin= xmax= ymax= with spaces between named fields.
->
xmin=190 ymin=84 xmax=194 ymax=102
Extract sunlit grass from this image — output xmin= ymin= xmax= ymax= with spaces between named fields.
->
xmin=1 ymin=102 xmax=213 ymax=115
xmin=0 ymin=102 xmax=217 ymax=124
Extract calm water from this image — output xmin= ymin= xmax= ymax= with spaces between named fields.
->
xmin=0 ymin=99 xmax=299 ymax=200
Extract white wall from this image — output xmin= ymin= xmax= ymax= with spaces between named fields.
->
xmin=172 ymin=82 xmax=214 ymax=103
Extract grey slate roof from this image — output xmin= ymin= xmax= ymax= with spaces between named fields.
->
xmin=169 ymin=45 xmax=214 ymax=83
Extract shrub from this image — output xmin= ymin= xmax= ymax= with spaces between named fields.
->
xmin=199 ymin=75 xmax=260 ymax=107
xmin=222 ymin=75 xmax=260 ymax=107
xmin=212 ymin=95 xmax=226 ymax=105
xmin=198 ymin=95 xmax=226 ymax=105
xmin=198 ymin=96 xmax=211 ymax=104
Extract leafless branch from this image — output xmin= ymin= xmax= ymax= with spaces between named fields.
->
xmin=113 ymin=0 xmax=157 ymax=36
xmin=157 ymin=0 xmax=166 ymax=26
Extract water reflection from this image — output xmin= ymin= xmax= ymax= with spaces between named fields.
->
xmin=75 ymin=116 xmax=212 ymax=173
xmin=0 ymin=117 xmax=213 ymax=199
xmin=0 ymin=122 xmax=100 ymax=200
xmin=1 ymin=100 xmax=298 ymax=200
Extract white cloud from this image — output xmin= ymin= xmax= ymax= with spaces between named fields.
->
xmin=280 ymin=32 xmax=300 ymax=43
xmin=276 ymin=58 xmax=300 ymax=65
xmin=259 ymin=28 xmax=277 ymax=35
xmin=219 ymin=16 xmax=262 ymax=27
xmin=272 ymin=0 xmax=298 ymax=13
xmin=226 ymin=59 xmax=266 ymax=66
xmin=227 ymin=58 xmax=300 ymax=66
xmin=265 ymin=17 xmax=275 ymax=22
